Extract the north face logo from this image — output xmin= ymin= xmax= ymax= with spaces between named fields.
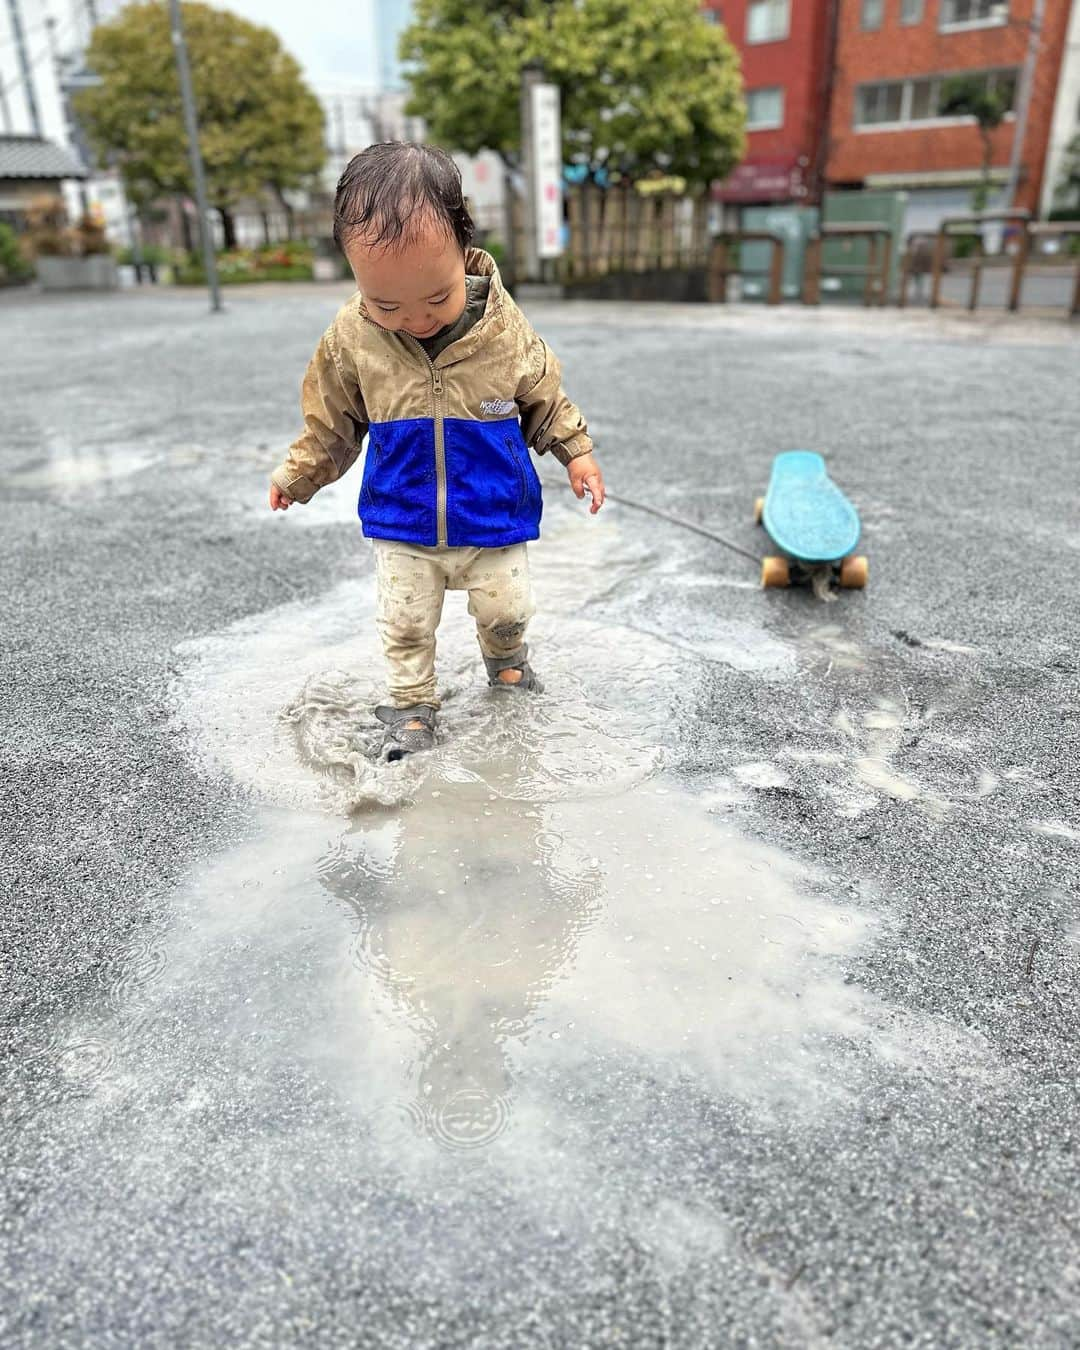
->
xmin=480 ymin=399 xmax=515 ymax=416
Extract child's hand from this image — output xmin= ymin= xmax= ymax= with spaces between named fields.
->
xmin=269 ymin=482 xmax=293 ymax=511
xmin=568 ymin=453 xmax=605 ymax=514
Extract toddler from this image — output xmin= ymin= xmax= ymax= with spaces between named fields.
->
xmin=270 ymin=143 xmax=604 ymax=761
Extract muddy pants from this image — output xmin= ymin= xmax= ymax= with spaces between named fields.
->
xmin=373 ymin=540 xmax=535 ymax=709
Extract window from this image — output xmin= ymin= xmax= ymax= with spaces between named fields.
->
xmin=746 ymin=87 xmax=785 ymax=129
xmin=940 ymin=0 xmax=1007 ymax=29
xmin=901 ymin=0 xmax=924 ymax=23
xmin=909 ymin=76 xmax=939 ymax=119
xmin=988 ymin=67 xmax=1018 ymax=110
xmin=855 ymin=81 xmax=904 ymax=125
xmin=854 ymin=67 xmax=1020 ymax=127
xmin=861 ymin=0 xmax=884 ymax=29
xmin=746 ymin=0 xmax=790 ymax=43
xmin=701 ymin=6 xmax=721 ymax=21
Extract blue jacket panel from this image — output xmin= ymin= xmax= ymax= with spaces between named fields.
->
xmin=444 ymin=417 xmax=542 ymax=548
xmin=359 ymin=418 xmax=439 ymax=544
xmin=358 ymin=416 xmax=542 ymax=549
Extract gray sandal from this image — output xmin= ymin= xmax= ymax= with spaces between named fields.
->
xmin=485 ymin=652 xmax=544 ymax=694
xmin=376 ymin=704 xmax=437 ymax=762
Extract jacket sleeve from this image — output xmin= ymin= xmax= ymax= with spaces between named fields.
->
xmin=514 ymin=325 xmax=593 ymax=467
xmin=271 ymin=329 xmax=368 ymax=503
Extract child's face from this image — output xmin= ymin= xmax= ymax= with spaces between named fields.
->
xmin=348 ymin=220 xmax=467 ymax=341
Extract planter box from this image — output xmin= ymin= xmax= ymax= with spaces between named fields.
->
xmin=36 ymin=255 xmax=120 ymax=291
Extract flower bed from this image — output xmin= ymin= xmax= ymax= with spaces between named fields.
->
xmin=174 ymin=241 xmax=316 ymax=285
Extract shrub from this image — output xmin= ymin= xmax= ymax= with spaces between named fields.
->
xmin=25 ymin=195 xmax=71 ymax=256
xmin=74 ymin=213 xmax=110 ymax=255
xmin=113 ymin=243 xmax=185 ymax=267
xmin=0 ymin=222 xmax=32 ymax=283
xmin=173 ymin=244 xmax=314 ymax=286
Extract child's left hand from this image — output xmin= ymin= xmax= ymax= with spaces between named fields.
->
xmin=568 ymin=452 xmax=605 ymax=514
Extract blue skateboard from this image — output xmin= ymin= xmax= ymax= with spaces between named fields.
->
xmin=754 ymin=451 xmax=868 ymax=590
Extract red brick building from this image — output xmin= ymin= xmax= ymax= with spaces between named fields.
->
xmin=704 ymin=0 xmax=836 ymax=205
xmin=826 ymin=0 xmax=1073 ymax=228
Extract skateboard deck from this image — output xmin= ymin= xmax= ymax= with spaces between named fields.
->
xmin=756 ymin=452 xmax=867 ymax=590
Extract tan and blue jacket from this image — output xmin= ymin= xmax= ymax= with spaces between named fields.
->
xmin=272 ymin=249 xmax=593 ymax=549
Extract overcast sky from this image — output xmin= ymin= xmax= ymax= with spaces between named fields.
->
xmin=207 ymin=0 xmax=380 ymax=86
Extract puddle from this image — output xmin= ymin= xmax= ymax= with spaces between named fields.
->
xmin=158 ymin=504 xmax=906 ymax=1149
xmin=13 ymin=498 xmax=1016 ymax=1341
xmin=78 ymin=779 xmax=889 ymax=1155
xmin=171 ymin=502 xmax=801 ymax=812
xmin=1029 ymin=819 xmax=1080 ymax=844
xmin=8 ymin=446 xmax=160 ymax=490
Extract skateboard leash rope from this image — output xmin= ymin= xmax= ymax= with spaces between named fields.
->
xmin=605 ymin=492 xmax=760 ymax=566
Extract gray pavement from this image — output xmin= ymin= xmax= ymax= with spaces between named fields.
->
xmin=2 ymin=283 xmax=1079 ymax=1348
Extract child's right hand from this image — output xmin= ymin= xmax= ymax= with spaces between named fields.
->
xmin=269 ymin=482 xmax=293 ymax=511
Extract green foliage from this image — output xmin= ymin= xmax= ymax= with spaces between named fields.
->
xmin=74 ymin=2 xmax=326 ymax=211
xmin=401 ymin=0 xmax=745 ymax=185
xmin=1052 ymin=133 xmax=1080 ymax=213
xmin=0 ymin=221 xmax=32 ymax=282
xmin=938 ymin=74 xmax=1009 ymax=129
xmin=939 ymin=75 xmax=1008 ymax=213
xmin=113 ymin=242 xmax=187 ymax=266
xmin=174 ymin=240 xmax=315 ymax=285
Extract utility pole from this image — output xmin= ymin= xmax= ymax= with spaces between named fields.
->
xmin=48 ymin=16 xmax=91 ymax=214
xmin=6 ymin=0 xmax=43 ymax=136
xmin=1002 ymin=0 xmax=1046 ymax=210
xmin=168 ymin=0 xmax=222 ymax=313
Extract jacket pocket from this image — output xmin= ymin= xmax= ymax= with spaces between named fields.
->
xmin=505 ymin=435 xmax=530 ymax=514
xmin=360 ymin=436 xmax=380 ymax=508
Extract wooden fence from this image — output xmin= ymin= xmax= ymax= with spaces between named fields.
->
xmin=502 ymin=183 xmax=711 ymax=285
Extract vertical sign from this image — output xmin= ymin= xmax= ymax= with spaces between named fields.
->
xmin=531 ymin=82 xmax=563 ymax=260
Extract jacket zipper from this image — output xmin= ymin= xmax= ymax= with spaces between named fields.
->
xmin=361 ymin=317 xmax=449 ymax=548
xmin=404 ymin=337 xmax=447 ymax=548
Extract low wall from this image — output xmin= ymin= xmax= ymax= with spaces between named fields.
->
xmin=563 ymin=267 xmax=710 ymax=303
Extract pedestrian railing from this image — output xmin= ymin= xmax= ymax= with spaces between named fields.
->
xmin=1026 ymin=223 xmax=1080 ymax=318
xmin=708 ymin=232 xmax=785 ymax=305
xmin=801 ymin=224 xmax=893 ymax=307
xmin=928 ymin=212 xmax=1031 ymax=312
xmin=921 ymin=212 xmax=1080 ymax=317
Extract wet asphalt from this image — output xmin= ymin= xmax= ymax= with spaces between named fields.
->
xmin=2 ymin=283 xmax=1079 ymax=1348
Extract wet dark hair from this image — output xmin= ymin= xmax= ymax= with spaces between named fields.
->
xmin=333 ymin=142 xmax=475 ymax=255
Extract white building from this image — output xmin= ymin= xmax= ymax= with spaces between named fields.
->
xmin=1041 ymin=0 xmax=1080 ymax=215
xmin=0 ymin=0 xmax=131 ymax=237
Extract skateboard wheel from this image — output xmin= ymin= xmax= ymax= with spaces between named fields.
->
xmin=753 ymin=496 xmax=765 ymax=525
xmin=839 ymin=555 xmax=869 ymax=589
xmin=761 ymin=556 xmax=791 ymax=589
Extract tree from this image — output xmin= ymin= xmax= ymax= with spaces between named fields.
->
xmin=400 ymin=0 xmax=745 ymax=187
xmin=74 ymin=2 xmax=325 ymax=248
xmin=1053 ymin=133 xmax=1080 ymax=214
xmin=938 ymin=74 xmax=1009 ymax=214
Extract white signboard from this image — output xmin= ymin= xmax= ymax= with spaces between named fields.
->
xmin=531 ymin=82 xmax=563 ymax=260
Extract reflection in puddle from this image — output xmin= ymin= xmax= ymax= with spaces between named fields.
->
xmin=90 ymin=771 xmax=882 ymax=1163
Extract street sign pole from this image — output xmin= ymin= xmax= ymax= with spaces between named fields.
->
xmin=519 ymin=62 xmax=543 ymax=282
xmin=531 ymin=81 xmax=563 ymax=270
xmin=168 ymin=0 xmax=222 ymax=313
xmin=520 ymin=64 xmax=563 ymax=282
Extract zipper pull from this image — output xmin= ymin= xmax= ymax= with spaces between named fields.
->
xmin=432 ymin=367 xmax=443 ymax=393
